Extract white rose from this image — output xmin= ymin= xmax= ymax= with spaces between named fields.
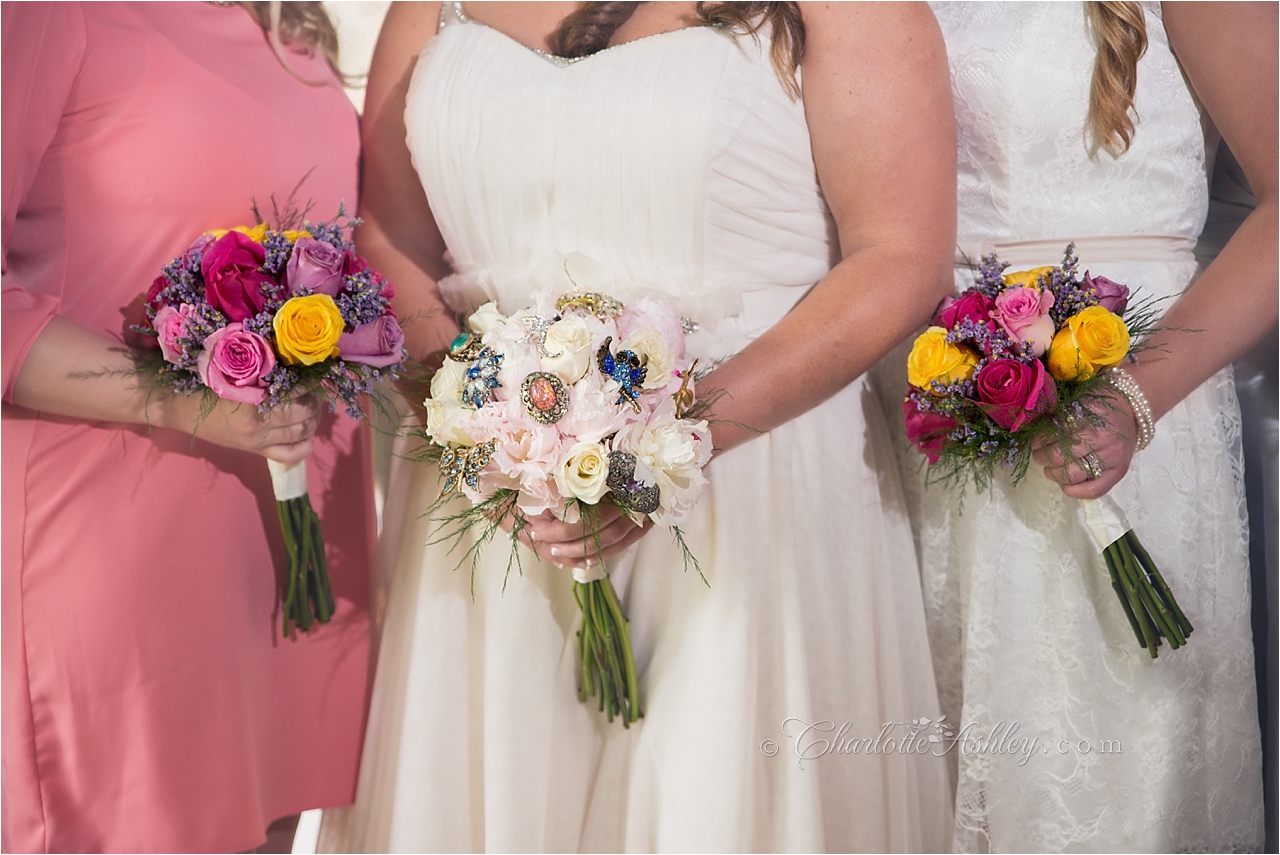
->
xmin=429 ymin=357 xmax=470 ymax=405
xmin=613 ymin=401 xmax=712 ymax=525
xmin=554 ymin=440 xmax=612 ymax=504
xmin=541 ymin=316 xmax=594 ymax=383
xmin=620 ymin=325 xmax=676 ymax=390
xmin=468 ymin=301 xmax=507 ymax=335
xmin=425 ymin=398 xmax=477 ymax=446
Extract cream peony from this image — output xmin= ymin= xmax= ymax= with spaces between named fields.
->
xmin=541 ymin=316 xmax=594 ymax=383
xmin=621 ymin=325 xmax=676 ymax=390
xmin=554 ymin=440 xmax=611 ymax=504
xmin=613 ymin=400 xmax=711 ymax=525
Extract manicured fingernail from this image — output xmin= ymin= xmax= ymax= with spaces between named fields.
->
xmin=550 ymin=546 xmax=562 ymax=557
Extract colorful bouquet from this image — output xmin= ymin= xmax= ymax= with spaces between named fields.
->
xmin=903 ymin=245 xmax=1192 ymax=658
xmin=138 ymin=204 xmax=404 ymax=635
xmin=420 ymin=286 xmax=711 ymax=725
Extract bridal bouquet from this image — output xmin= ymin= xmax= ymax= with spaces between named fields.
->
xmin=420 ymin=287 xmax=711 ymax=725
xmin=137 ymin=204 xmax=404 ymax=635
xmin=903 ymin=245 xmax=1192 ymax=658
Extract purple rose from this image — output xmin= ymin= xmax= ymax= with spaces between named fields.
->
xmin=991 ymin=287 xmax=1056 ymax=357
xmin=1083 ymin=271 xmax=1129 ymax=314
xmin=903 ymin=397 xmax=959 ymax=464
xmin=196 ymin=323 xmax=276 ymax=404
xmin=286 ymin=237 xmax=346 ymax=297
xmin=933 ymin=289 xmax=996 ymax=331
xmin=184 ymin=233 xmax=216 ymax=263
xmin=154 ymin=304 xmax=196 ymax=364
xmin=975 ymin=358 xmax=1057 ymax=432
xmin=338 ymin=315 xmax=405 ymax=368
xmin=202 ymin=231 xmax=273 ymax=322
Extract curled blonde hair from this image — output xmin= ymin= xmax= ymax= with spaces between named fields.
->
xmin=1085 ymin=2 xmax=1148 ymax=157
xmin=239 ymin=1 xmax=346 ymax=86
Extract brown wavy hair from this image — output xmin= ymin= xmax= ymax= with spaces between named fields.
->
xmin=547 ymin=2 xmax=804 ymax=97
xmin=240 ymin=1 xmax=346 ymax=85
xmin=1085 ymin=2 xmax=1148 ymax=157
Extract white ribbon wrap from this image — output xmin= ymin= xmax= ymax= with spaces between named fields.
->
xmin=267 ymin=458 xmax=309 ymax=502
xmin=1078 ymin=494 xmax=1131 ymax=554
xmin=572 ymin=561 xmax=607 ymax=585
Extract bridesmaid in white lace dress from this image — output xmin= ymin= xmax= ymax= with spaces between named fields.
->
xmin=886 ymin=2 xmax=1275 ymax=851
xmin=325 ymin=2 xmax=958 ymax=851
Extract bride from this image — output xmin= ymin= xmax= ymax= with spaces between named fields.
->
xmin=885 ymin=2 xmax=1275 ymax=850
xmin=328 ymin=2 xmax=957 ymax=851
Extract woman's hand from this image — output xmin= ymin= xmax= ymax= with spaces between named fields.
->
xmin=1031 ymin=390 xmax=1138 ymax=500
xmin=9 ymin=315 xmax=319 ymax=464
xmin=499 ymin=502 xmax=651 ymax=569
xmin=158 ymin=391 xmax=321 ymax=466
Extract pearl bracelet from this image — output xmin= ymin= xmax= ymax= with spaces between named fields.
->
xmin=1107 ymin=366 xmax=1155 ymax=451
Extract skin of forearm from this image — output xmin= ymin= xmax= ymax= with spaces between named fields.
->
xmin=8 ymin=315 xmax=170 ymax=426
xmin=1127 ymin=200 xmax=1278 ymax=421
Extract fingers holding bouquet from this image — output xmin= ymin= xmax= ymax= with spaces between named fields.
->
xmin=514 ymin=500 xmax=651 ymax=568
xmin=1032 ymin=389 xmax=1138 ymax=499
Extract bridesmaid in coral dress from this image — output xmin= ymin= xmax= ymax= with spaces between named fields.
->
xmin=2 ymin=3 xmax=374 ymax=851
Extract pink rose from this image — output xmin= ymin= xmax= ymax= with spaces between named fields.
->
xmin=196 ymin=323 xmax=276 ymax=405
xmin=933 ymin=289 xmax=996 ymax=331
xmin=975 ymin=358 xmax=1057 ymax=432
xmin=154 ymin=304 xmax=196 ymax=364
xmin=202 ymin=231 xmax=273 ymax=322
xmin=991 ymin=287 xmax=1056 ymax=356
xmin=338 ymin=315 xmax=405 ymax=368
xmin=903 ymin=397 xmax=958 ymax=464
xmin=1082 ymin=271 xmax=1129 ymax=314
xmin=286 ymin=237 xmax=346 ymax=297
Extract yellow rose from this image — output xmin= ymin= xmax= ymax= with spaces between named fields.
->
xmin=1002 ymin=266 xmax=1054 ymax=290
xmin=273 ymin=294 xmax=345 ymax=365
xmin=1046 ymin=305 xmax=1130 ymax=381
xmin=907 ymin=326 xmax=980 ymax=390
xmin=282 ymin=229 xmax=311 ymax=242
xmin=207 ymin=223 xmax=269 ymax=243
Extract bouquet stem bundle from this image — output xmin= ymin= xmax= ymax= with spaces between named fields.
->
xmin=269 ymin=459 xmax=335 ymax=634
xmin=574 ymin=576 xmax=642 ymax=726
xmin=1103 ymin=530 xmax=1193 ymax=658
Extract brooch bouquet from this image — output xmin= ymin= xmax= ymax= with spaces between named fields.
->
xmin=419 ymin=287 xmax=711 ymax=726
xmin=903 ymin=245 xmax=1192 ymax=658
xmin=137 ymin=204 xmax=404 ymax=635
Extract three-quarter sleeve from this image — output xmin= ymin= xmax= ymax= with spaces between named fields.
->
xmin=2 ymin=2 xmax=85 ymax=401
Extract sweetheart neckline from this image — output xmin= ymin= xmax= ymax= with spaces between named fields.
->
xmin=447 ymin=1 xmax=722 ymax=68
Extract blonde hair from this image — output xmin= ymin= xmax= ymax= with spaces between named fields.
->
xmin=1085 ymin=2 xmax=1148 ymax=157
xmin=239 ymin=1 xmax=346 ymax=86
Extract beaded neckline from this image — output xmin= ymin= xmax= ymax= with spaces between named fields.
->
xmin=445 ymin=2 xmax=719 ymax=68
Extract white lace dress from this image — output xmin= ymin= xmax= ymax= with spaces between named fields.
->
xmin=884 ymin=3 xmax=1265 ymax=851
xmin=324 ymin=5 xmax=953 ymax=851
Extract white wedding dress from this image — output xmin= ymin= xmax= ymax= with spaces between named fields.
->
xmin=323 ymin=4 xmax=953 ymax=852
xmin=879 ymin=3 xmax=1265 ymax=851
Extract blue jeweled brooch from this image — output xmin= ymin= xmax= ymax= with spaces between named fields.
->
xmin=440 ymin=440 xmax=497 ymax=495
xmin=462 ymin=346 xmax=503 ymax=407
xmin=596 ymin=336 xmax=646 ymax=413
